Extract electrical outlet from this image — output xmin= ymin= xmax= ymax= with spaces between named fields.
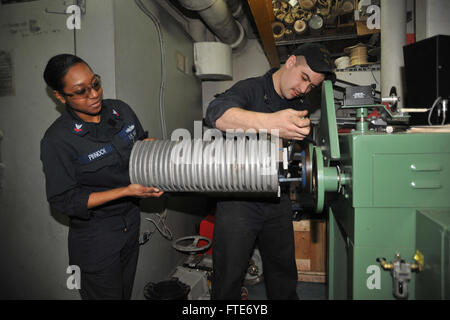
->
xmin=176 ymin=51 xmax=185 ymax=73
xmin=176 ymin=51 xmax=190 ymax=74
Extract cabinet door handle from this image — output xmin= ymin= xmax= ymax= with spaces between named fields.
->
xmin=410 ymin=181 xmax=441 ymax=189
xmin=410 ymin=164 xmax=442 ymax=172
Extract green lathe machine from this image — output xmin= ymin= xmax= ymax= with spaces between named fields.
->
xmin=299 ymin=80 xmax=450 ymax=299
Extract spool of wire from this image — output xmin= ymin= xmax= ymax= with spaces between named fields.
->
xmin=272 ymin=21 xmax=286 ymax=41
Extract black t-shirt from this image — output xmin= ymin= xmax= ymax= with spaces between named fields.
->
xmin=204 ymin=68 xmax=309 ymax=129
xmin=40 ymin=99 xmax=147 ymax=220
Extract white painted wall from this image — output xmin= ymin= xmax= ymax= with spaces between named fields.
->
xmin=201 ymin=39 xmax=270 ymax=116
xmin=0 ymin=0 xmax=85 ymax=299
xmin=416 ymin=0 xmax=450 ymax=41
xmin=0 ymin=0 xmax=204 ymax=299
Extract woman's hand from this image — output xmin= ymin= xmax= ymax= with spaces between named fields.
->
xmin=87 ymin=184 xmax=163 ymax=209
xmin=129 ymin=139 xmax=162 ymax=198
xmin=126 ymin=184 xmax=164 ymax=198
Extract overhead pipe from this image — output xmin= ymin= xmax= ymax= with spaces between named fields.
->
xmin=224 ymin=0 xmax=245 ymax=20
xmin=187 ymin=18 xmax=209 ymax=42
xmin=178 ymin=0 xmax=246 ymax=50
xmin=381 ymin=0 xmax=406 ymax=111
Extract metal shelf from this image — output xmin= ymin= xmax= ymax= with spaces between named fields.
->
xmin=276 ymin=31 xmax=361 ymax=46
xmin=336 ymin=65 xmax=381 ymax=72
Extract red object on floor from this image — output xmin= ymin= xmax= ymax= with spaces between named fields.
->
xmin=199 ymin=214 xmax=215 ymax=255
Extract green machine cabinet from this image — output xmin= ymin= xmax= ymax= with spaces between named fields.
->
xmin=309 ymin=81 xmax=450 ymax=300
xmin=415 ymin=210 xmax=450 ymax=299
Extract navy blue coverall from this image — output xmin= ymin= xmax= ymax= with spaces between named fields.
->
xmin=40 ymin=99 xmax=146 ymax=299
xmin=205 ymin=69 xmax=309 ymax=300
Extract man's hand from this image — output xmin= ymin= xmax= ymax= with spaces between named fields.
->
xmin=268 ymin=109 xmax=310 ymax=140
xmin=126 ymin=184 xmax=164 ymax=198
xmin=143 ymin=137 xmax=156 ymax=142
xmin=215 ymin=107 xmax=310 ymax=141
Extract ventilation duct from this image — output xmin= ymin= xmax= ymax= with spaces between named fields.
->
xmin=129 ymin=138 xmax=279 ymax=193
xmin=178 ymin=0 xmax=246 ymax=50
xmin=381 ymin=0 xmax=406 ymax=111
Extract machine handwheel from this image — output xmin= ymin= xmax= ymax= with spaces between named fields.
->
xmin=172 ymin=235 xmax=212 ymax=253
xmin=302 ymin=143 xmax=314 ymax=192
xmin=312 ymin=146 xmax=325 ymax=213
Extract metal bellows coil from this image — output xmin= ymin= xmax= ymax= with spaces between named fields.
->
xmin=129 ymin=138 xmax=279 ymax=192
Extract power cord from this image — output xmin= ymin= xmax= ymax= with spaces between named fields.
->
xmin=134 ymin=0 xmax=168 ymax=139
xmin=428 ymin=97 xmax=448 ymax=126
xmin=145 ymin=209 xmax=173 ymax=241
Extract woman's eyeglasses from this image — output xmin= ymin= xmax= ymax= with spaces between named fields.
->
xmin=61 ymin=74 xmax=102 ymax=99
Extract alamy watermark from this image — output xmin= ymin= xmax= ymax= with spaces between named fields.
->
xmin=66 ymin=5 xmax=81 ymax=30
xmin=366 ymin=5 xmax=381 ymax=30
xmin=366 ymin=265 xmax=381 ymax=290
xmin=63 ymin=4 xmax=381 ymax=32
xmin=165 ymin=121 xmax=282 ymax=176
xmin=66 ymin=265 xmax=81 ymax=290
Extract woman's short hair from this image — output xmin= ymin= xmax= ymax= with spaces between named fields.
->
xmin=43 ymin=54 xmax=88 ymax=92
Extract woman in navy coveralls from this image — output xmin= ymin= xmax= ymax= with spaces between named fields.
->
xmin=40 ymin=54 xmax=163 ymax=299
